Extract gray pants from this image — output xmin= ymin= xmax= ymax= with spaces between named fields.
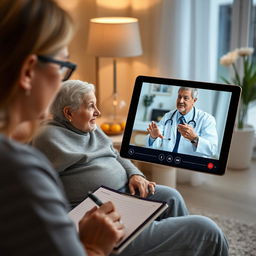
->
xmin=115 ymin=185 xmax=228 ymax=256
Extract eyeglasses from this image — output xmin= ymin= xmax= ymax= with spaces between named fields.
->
xmin=37 ymin=55 xmax=77 ymax=81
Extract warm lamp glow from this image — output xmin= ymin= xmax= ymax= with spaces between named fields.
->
xmin=96 ymin=0 xmax=130 ymax=10
xmin=87 ymin=17 xmax=142 ymax=57
xmin=131 ymin=0 xmax=160 ymax=11
xmin=87 ymin=16 xmax=143 ymax=124
xmin=55 ymin=0 xmax=80 ymax=10
xmin=90 ymin=17 xmax=138 ymax=24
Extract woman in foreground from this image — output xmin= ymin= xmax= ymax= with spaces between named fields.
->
xmin=0 ymin=1 xmax=124 ymax=255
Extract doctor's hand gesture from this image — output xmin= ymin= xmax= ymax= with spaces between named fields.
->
xmin=178 ymin=123 xmax=197 ymax=141
xmin=147 ymin=121 xmax=164 ymax=139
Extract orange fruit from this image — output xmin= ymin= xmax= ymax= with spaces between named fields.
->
xmin=110 ymin=123 xmax=122 ymax=133
xmin=121 ymin=121 xmax=126 ymax=130
xmin=100 ymin=123 xmax=110 ymax=132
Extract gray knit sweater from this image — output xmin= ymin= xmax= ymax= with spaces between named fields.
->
xmin=32 ymin=119 xmax=144 ymax=208
xmin=0 ymin=135 xmax=86 ymax=255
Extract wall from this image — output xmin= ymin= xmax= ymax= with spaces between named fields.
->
xmin=57 ymin=0 xmax=166 ymax=119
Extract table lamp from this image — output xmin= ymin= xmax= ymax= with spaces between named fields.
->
xmin=87 ymin=17 xmax=142 ymax=134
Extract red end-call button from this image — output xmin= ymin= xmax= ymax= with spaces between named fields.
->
xmin=207 ymin=162 xmax=214 ymax=169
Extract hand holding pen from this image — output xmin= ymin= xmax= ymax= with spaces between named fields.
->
xmin=87 ymin=191 xmax=103 ymax=206
xmin=87 ymin=191 xmax=124 ymax=224
xmin=79 ymin=192 xmax=125 ymax=255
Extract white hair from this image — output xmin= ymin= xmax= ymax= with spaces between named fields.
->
xmin=178 ymin=87 xmax=198 ymax=99
xmin=50 ymin=80 xmax=95 ymax=121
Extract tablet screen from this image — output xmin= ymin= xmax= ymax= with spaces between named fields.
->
xmin=120 ymin=76 xmax=241 ymax=175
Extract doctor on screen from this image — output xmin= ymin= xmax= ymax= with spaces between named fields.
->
xmin=146 ymin=87 xmax=218 ymax=157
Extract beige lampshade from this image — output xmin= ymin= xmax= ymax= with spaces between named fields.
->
xmin=87 ymin=17 xmax=142 ymax=57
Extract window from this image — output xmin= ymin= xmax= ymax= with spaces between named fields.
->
xmin=214 ymin=0 xmax=256 ymax=130
xmin=251 ymin=0 xmax=256 ymax=64
xmin=216 ymin=2 xmax=232 ymax=82
xmin=247 ymin=0 xmax=256 ymax=129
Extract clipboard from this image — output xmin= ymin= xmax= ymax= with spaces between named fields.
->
xmin=68 ymin=186 xmax=168 ymax=254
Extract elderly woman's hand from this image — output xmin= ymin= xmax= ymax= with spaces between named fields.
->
xmin=128 ymin=175 xmax=156 ymax=198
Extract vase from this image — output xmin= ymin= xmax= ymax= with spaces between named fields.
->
xmin=101 ymin=92 xmax=127 ymax=121
xmin=100 ymin=92 xmax=127 ymax=135
xmin=227 ymin=125 xmax=255 ymax=169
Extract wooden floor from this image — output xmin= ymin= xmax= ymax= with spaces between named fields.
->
xmin=176 ymin=160 xmax=256 ymax=224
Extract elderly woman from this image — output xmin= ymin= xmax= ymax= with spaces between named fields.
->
xmin=32 ymin=80 xmax=228 ymax=256
xmin=33 ymin=80 xmax=165 ymax=207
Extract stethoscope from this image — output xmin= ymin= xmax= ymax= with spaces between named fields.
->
xmin=161 ymin=107 xmax=197 ymax=141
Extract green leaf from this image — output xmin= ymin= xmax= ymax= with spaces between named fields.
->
xmin=232 ymin=63 xmax=241 ymax=85
xmin=232 ymin=78 xmax=240 ymax=86
xmin=220 ymin=76 xmax=231 ymax=84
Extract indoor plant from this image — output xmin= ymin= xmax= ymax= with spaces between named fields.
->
xmin=220 ymin=47 xmax=256 ymax=128
xmin=143 ymin=94 xmax=155 ymax=121
xmin=220 ymin=47 xmax=256 ymax=169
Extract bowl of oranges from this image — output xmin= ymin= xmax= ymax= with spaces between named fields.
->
xmin=100 ymin=121 xmax=126 ymax=136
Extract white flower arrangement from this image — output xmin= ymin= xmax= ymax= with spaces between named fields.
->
xmin=220 ymin=50 xmax=239 ymax=66
xmin=220 ymin=47 xmax=256 ymax=129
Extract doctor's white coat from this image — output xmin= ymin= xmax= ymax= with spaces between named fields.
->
xmin=146 ymin=108 xmax=218 ymax=158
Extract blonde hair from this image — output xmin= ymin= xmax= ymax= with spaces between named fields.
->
xmin=0 ymin=0 xmax=74 ymax=130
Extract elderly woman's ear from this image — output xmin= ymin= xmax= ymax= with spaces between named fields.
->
xmin=63 ymin=106 xmax=72 ymax=122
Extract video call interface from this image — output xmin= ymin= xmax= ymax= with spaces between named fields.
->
xmin=120 ymin=76 xmax=241 ymax=175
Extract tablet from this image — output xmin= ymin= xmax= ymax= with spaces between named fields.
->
xmin=120 ymin=75 xmax=241 ymax=175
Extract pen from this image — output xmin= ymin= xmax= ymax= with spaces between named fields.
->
xmin=89 ymin=191 xmax=124 ymax=225
xmin=87 ymin=191 xmax=103 ymax=206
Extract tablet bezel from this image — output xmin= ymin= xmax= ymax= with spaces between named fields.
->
xmin=120 ymin=75 xmax=241 ymax=175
